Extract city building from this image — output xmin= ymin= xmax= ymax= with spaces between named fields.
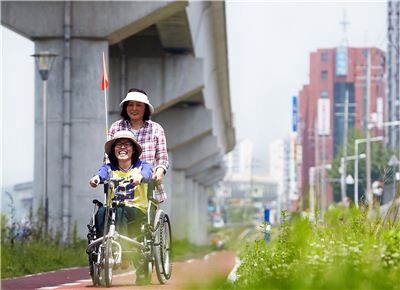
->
xmin=269 ymin=137 xmax=299 ymax=221
xmin=298 ymin=46 xmax=386 ymax=208
xmin=1 ymin=182 xmax=34 ymax=223
xmin=386 ymin=1 xmax=400 ymax=149
xmin=213 ymin=139 xmax=278 ymax=225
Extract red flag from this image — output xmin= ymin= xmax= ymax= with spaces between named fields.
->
xmin=101 ymin=52 xmax=109 ymax=90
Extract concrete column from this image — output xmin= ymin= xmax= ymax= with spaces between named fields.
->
xmin=170 ymin=170 xmax=186 ymax=240
xmin=187 ymin=181 xmax=208 ymax=245
xmin=197 ymin=184 xmax=209 ymax=245
xmin=186 ymin=178 xmax=196 ymax=244
xmin=33 ymin=38 xmax=108 ymax=236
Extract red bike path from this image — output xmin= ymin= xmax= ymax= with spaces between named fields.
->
xmin=2 ymin=250 xmax=237 ymax=290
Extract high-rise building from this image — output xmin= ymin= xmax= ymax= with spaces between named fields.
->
xmin=298 ymin=46 xmax=386 ymax=207
xmin=269 ymin=137 xmax=299 ymax=219
xmin=387 ymin=1 xmax=400 ymax=149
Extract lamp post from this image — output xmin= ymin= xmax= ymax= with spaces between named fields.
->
xmin=340 ymin=153 xmax=366 ymax=203
xmin=31 ymin=51 xmax=57 ymax=237
xmin=354 ymin=136 xmax=384 ymax=208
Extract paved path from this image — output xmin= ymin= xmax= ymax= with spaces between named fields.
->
xmin=2 ymin=250 xmax=236 ymax=290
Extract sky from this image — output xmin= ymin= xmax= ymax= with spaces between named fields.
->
xmin=225 ymin=1 xmax=387 ymax=172
xmin=0 ymin=1 xmax=387 ymax=187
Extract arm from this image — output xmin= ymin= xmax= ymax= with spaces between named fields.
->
xmin=140 ymin=160 xmax=153 ymax=183
xmin=153 ymin=124 xmax=169 ymax=182
xmin=89 ymin=164 xmax=110 ymax=188
xmin=129 ymin=161 xmax=152 ymax=186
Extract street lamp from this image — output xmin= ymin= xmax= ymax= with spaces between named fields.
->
xmin=31 ymin=51 xmax=57 ymax=237
xmin=354 ymin=136 xmax=384 ymax=208
xmin=340 ymin=153 xmax=366 ymax=203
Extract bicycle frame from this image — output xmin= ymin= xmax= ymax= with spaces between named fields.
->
xmin=86 ymin=176 xmax=171 ymax=287
xmin=86 ymin=178 xmax=158 ymax=258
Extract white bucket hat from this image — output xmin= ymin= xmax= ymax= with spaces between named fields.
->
xmin=120 ymin=91 xmax=154 ymax=114
xmin=104 ymin=130 xmax=142 ymax=156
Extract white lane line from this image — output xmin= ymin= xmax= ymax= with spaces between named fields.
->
xmin=186 ymin=259 xmax=194 ymax=263
xmin=238 ymin=228 xmax=251 ymax=240
xmin=227 ymin=257 xmax=241 ymax=283
xmin=60 ymin=283 xmax=80 ymax=286
xmin=37 ymin=270 xmax=136 ymax=289
xmin=76 ymin=279 xmax=91 ymax=283
xmin=5 ymin=267 xmax=87 ymax=280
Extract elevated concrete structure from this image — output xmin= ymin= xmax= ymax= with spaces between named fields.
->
xmin=2 ymin=1 xmax=235 ymax=244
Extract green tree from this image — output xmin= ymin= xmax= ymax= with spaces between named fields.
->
xmin=328 ymin=128 xmax=395 ymax=204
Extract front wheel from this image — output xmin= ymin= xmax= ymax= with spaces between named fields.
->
xmin=154 ymin=212 xmax=172 ymax=284
xmin=104 ymin=239 xmax=113 ymax=287
xmin=89 ymin=250 xmax=100 ymax=286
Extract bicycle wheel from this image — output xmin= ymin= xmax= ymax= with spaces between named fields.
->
xmin=89 ymin=250 xmax=99 ymax=286
xmin=142 ymin=258 xmax=153 ymax=285
xmin=104 ymin=238 xmax=113 ymax=287
xmin=154 ymin=212 xmax=172 ymax=284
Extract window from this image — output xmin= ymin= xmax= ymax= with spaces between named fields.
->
xmin=321 ymin=70 xmax=328 ymax=80
xmin=320 ymin=90 xmax=328 ymax=98
xmin=321 ymin=52 xmax=329 ymax=62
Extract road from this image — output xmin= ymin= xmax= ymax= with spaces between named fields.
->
xmin=1 ymin=250 xmax=237 ymax=290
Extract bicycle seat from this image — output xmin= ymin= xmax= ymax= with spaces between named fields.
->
xmin=92 ymin=199 xmax=103 ymax=207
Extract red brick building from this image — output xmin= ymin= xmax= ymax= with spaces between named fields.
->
xmin=298 ymin=47 xmax=386 ymax=207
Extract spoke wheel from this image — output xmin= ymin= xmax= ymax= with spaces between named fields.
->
xmin=89 ymin=251 xmax=99 ymax=286
xmin=104 ymin=239 xmax=113 ymax=287
xmin=154 ymin=212 xmax=172 ymax=284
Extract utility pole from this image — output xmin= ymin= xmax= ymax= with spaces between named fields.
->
xmin=354 ymin=136 xmax=384 ymax=207
xmin=366 ymin=50 xmax=373 ymax=211
xmin=314 ymin=119 xmax=320 ymax=212
xmin=309 ymin=167 xmax=316 ymax=220
xmin=340 ymin=91 xmax=349 ymax=202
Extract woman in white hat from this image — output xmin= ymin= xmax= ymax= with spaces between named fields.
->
xmin=89 ymin=130 xmax=153 ymax=283
xmin=108 ymin=88 xmax=168 ymax=202
xmin=89 ymin=130 xmax=152 ymax=236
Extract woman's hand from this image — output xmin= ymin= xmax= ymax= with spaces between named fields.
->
xmin=153 ymin=167 xmax=165 ymax=184
xmin=130 ymin=174 xmax=143 ymax=187
xmin=89 ymin=175 xmax=100 ymax=188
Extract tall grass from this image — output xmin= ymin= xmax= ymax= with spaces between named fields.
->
xmin=232 ymin=207 xmax=400 ymax=289
xmin=1 ymin=240 xmax=88 ymax=278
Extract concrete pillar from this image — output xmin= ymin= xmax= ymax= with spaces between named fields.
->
xmin=170 ymin=170 xmax=186 ymax=240
xmin=187 ymin=181 xmax=208 ymax=245
xmin=186 ymin=178 xmax=196 ymax=244
xmin=33 ymin=39 xmax=108 ymax=236
xmin=197 ymin=184 xmax=209 ymax=244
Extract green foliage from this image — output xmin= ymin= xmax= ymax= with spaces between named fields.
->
xmin=232 ymin=207 xmax=400 ymax=289
xmin=328 ymin=128 xmax=395 ymax=203
xmin=172 ymin=239 xmax=212 ymax=261
xmin=1 ymin=214 xmax=9 ymax=241
xmin=1 ymin=240 xmax=88 ymax=278
xmin=72 ymin=222 xmax=79 ymax=245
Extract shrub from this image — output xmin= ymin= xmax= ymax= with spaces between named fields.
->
xmin=232 ymin=207 xmax=400 ymax=289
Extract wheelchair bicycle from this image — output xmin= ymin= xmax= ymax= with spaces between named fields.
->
xmin=86 ymin=176 xmax=172 ymax=287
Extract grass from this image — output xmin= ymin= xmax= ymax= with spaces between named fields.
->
xmin=1 ymin=240 xmax=88 ymax=278
xmin=0 ymin=237 xmax=215 ymax=279
xmin=229 ymin=207 xmax=400 ymax=289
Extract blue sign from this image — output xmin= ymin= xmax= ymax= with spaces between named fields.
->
xmin=292 ymin=95 xmax=298 ymax=132
xmin=336 ymin=46 xmax=348 ymax=76
xmin=264 ymin=208 xmax=270 ymax=223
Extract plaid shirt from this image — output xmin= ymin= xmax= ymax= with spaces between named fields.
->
xmin=108 ymin=119 xmax=169 ymax=173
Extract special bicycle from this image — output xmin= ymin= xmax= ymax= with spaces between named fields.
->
xmin=86 ymin=177 xmax=172 ymax=287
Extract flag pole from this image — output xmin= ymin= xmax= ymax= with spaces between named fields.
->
xmin=102 ymin=51 xmax=109 ymax=141
xmin=104 ymin=84 xmax=109 ymax=140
